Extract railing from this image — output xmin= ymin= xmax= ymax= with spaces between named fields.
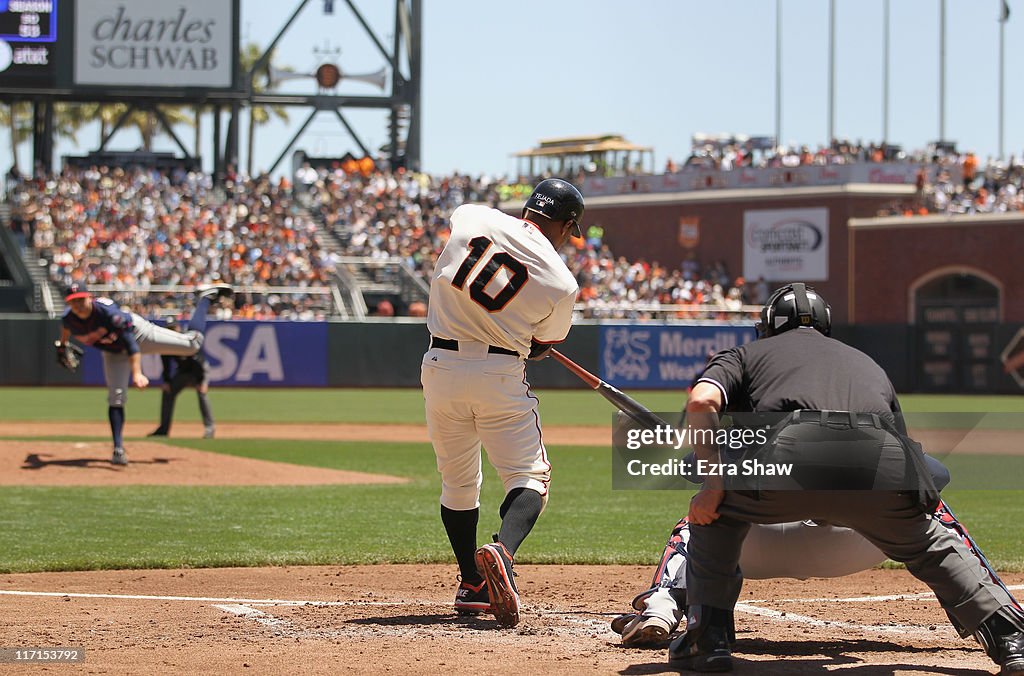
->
xmin=334 ymin=256 xmax=430 ymax=303
xmin=40 ymin=278 xmax=55 ymax=317
xmin=575 ymin=302 xmax=762 ymax=322
xmin=83 ymin=284 xmax=340 ymax=318
xmin=578 ymin=163 xmax=961 ymax=197
xmin=332 ymin=267 xmax=369 ymax=319
xmin=395 ymin=263 xmax=430 ymax=304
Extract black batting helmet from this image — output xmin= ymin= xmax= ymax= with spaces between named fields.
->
xmin=755 ymin=282 xmax=831 ymax=338
xmin=523 ymin=178 xmax=585 ymax=238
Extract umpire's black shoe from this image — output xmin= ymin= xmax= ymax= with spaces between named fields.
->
xmin=668 ymin=606 xmax=733 ymax=672
xmin=147 ymin=428 xmax=168 ymax=437
xmin=978 ymin=611 xmax=1024 ymax=674
xmin=999 ymin=634 xmax=1024 ymax=675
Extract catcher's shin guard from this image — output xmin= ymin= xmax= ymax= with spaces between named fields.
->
xmin=933 ymin=499 xmax=1024 ymax=635
xmin=631 ymin=517 xmax=690 ymax=612
xmin=934 ymin=500 xmax=1021 ymax=608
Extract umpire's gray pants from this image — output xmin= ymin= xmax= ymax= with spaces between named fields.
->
xmin=686 ymin=489 xmax=1014 ymax=634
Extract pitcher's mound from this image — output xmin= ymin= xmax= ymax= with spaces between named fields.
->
xmin=0 ymin=440 xmax=407 ymax=487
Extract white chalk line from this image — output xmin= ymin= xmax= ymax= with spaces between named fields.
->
xmin=744 ymin=583 xmax=1024 ymax=605
xmin=0 ymin=589 xmax=423 ymax=606
xmin=734 ymin=602 xmax=949 ymax=636
xmin=0 ymin=588 xmax=616 ymax=640
xmin=5 ymin=585 xmax=1020 ymax=639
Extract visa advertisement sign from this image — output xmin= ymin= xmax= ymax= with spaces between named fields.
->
xmin=600 ymin=325 xmax=754 ymax=389
xmin=82 ymin=321 xmax=328 ymax=386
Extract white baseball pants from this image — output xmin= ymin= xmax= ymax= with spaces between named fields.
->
xmin=421 ymin=342 xmax=551 ymax=511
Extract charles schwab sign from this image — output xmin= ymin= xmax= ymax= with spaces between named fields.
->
xmin=74 ymin=0 xmax=234 ymax=88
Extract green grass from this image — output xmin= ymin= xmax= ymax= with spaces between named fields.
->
xmin=0 ymin=386 xmax=689 ymax=427
xmin=0 ymin=435 xmax=1021 ymax=573
xmin=5 ymin=387 xmax=1024 ymax=427
xmin=0 ymin=440 xmax=682 ymax=572
xmin=1 ymin=388 xmax=1023 ymax=574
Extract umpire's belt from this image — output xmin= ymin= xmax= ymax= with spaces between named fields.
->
xmin=791 ymin=409 xmax=885 ymax=430
xmin=430 ymin=336 xmax=519 ymax=357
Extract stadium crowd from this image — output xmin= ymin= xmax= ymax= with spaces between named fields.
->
xmin=15 ymin=144 xmax=1022 ymax=320
xmin=677 ymin=137 xmax=959 ymax=171
xmin=877 ymin=153 xmax=1024 ymax=216
xmin=297 ymin=162 xmax=756 ymax=320
xmin=9 ymin=165 xmax=339 ymax=320
xmin=676 ymin=137 xmax=1024 ymax=217
xmin=566 ymin=241 xmax=762 ymax=320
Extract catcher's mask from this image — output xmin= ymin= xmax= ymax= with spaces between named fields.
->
xmin=755 ymin=282 xmax=831 ymax=338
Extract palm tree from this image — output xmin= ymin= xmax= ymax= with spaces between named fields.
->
xmin=0 ymin=102 xmax=32 ymax=174
xmin=3 ymin=101 xmax=195 ymax=178
xmin=0 ymin=102 xmax=90 ymax=175
xmin=241 ymin=42 xmax=291 ymax=176
xmin=66 ymin=102 xmax=193 ymax=152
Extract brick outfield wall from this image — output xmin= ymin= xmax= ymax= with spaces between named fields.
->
xmin=579 ymin=191 xmax=1024 ymax=324
xmin=851 ymin=220 xmax=1024 ymax=324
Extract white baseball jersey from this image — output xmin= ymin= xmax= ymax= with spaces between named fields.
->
xmin=427 ymin=204 xmax=578 ymax=356
xmin=422 ymin=203 xmax=578 ymax=511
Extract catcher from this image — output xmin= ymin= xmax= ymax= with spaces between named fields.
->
xmin=57 ymin=281 xmax=232 ymax=465
xmin=611 ymin=493 xmax=1020 ymax=650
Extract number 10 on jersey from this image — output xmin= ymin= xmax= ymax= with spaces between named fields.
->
xmin=450 ymin=236 xmax=529 ymax=312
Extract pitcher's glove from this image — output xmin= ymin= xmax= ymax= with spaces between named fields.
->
xmin=55 ymin=340 xmax=84 ymax=372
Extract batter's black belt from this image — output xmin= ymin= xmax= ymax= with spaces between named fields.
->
xmin=430 ymin=336 xmax=519 ymax=357
xmin=790 ymin=409 xmax=886 ymax=430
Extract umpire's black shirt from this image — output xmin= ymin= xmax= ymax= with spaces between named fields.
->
xmin=697 ymin=327 xmax=903 ymax=431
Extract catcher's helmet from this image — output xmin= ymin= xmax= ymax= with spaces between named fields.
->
xmin=523 ymin=178 xmax=584 ymax=238
xmin=755 ymin=282 xmax=831 ymax=338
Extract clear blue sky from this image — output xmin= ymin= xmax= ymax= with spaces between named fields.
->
xmin=19 ymin=0 xmax=1024 ymax=177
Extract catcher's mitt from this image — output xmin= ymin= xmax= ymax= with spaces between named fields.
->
xmin=55 ymin=340 xmax=84 ymax=372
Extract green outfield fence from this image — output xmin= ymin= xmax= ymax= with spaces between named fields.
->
xmin=1 ymin=315 xmax=1021 ymax=393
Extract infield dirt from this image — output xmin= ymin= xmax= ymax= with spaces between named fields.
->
xmin=0 ymin=565 xmax=1010 ymax=674
xmin=0 ymin=423 xmax=1016 ymax=673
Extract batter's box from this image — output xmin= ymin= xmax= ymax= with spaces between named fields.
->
xmin=220 ymin=599 xmax=614 ymax=642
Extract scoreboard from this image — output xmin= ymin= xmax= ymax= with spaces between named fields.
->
xmin=0 ymin=0 xmax=57 ymax=87
xmin=0 ymin=0 xmax=57 ymax=42
xmin=0 ymin=0 xmax=242 ymax=100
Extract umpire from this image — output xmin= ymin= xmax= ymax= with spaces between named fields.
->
xmin=669 ymin=283 xmax=1024 ymax=673
xmin=148 ymin=317 xmax=216 ymax=439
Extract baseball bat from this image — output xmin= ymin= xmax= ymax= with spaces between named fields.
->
xmin=550 ymin=349 xmax=669 ymax=431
